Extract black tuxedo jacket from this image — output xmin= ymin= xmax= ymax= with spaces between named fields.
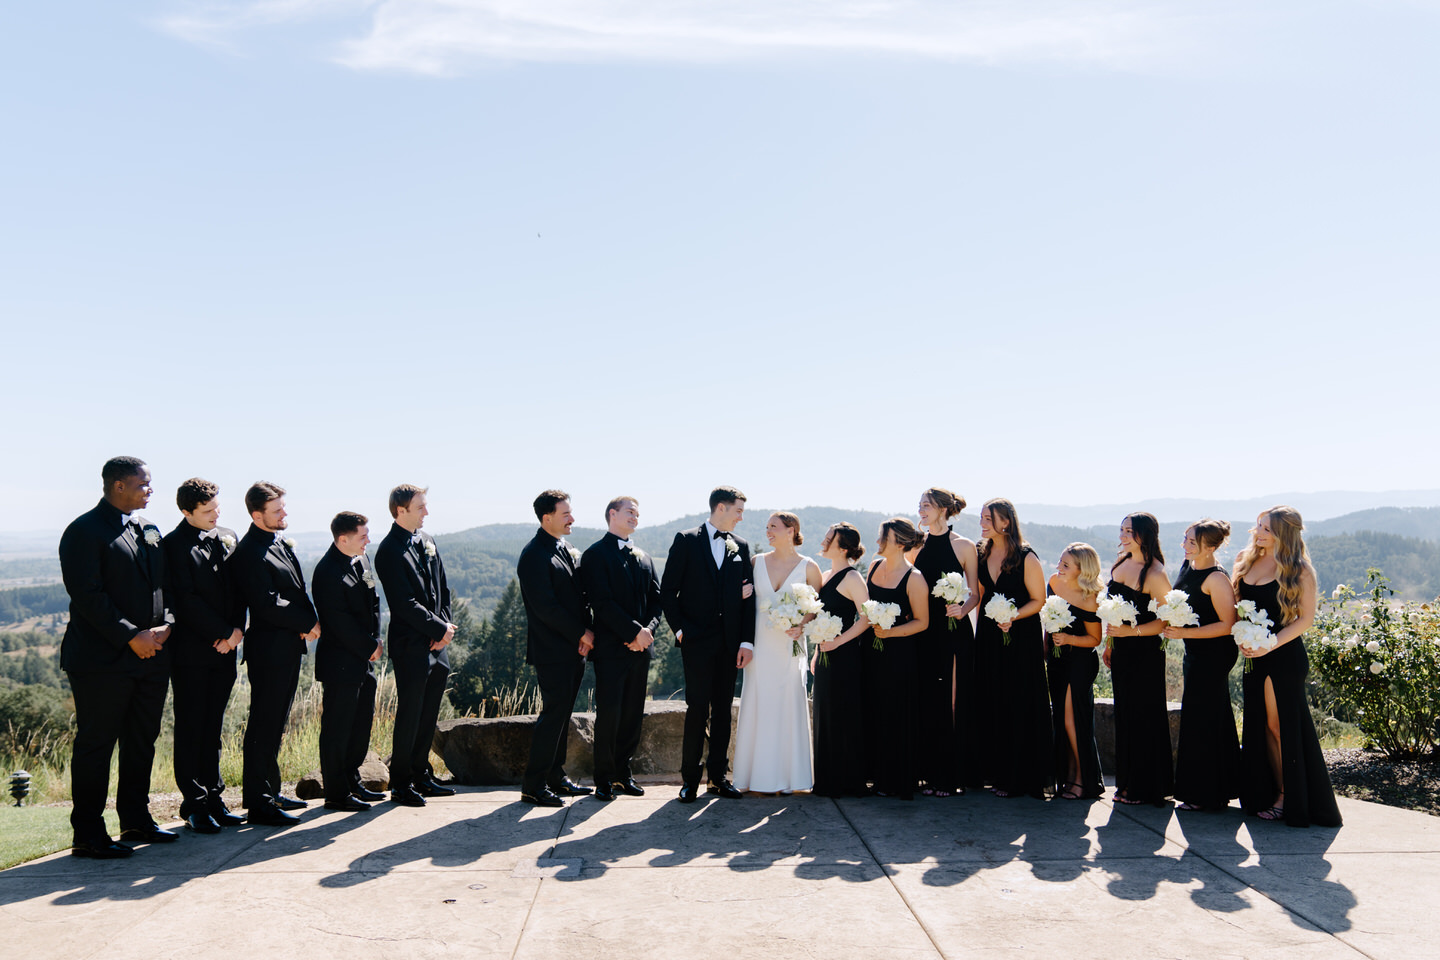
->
xmin=230 ymin=523 xmax=317 ymax=665
xmin=163 ymin=521 xmax=244 ymax=669
xmin=660 ymin=525 xmax=756 ymax=656
xmin=58 ymin=499 xmax=173 ymax=677
xmin=312 ymin=544 xmax=380 ymax=685
xmin=374 ymin=523 xmax=452 ymax=669
xmin=516 ymin=528 xmax=590 ymax=666
xmin=580 ymin=533 xmax=662 ymax=663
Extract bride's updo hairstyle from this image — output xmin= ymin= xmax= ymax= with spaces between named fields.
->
xmin=880 ymin=517 xmax=925 ymax=552
xmin=922 ymin=487 xmax=966 ymax=519
xmin=824 ymin=523 xmax=865 ymax=561
xmin=772 ymin=511 xmax=803 ymax=546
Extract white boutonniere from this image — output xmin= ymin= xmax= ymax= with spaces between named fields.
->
xmin=141 ymin=525 xmax=161 ymax=547
xmin=219 ymin=533 xmax=236 ymax=551
xmin=361 ymin=570 xmax=376 ymax=588
xmin=631 ymin=548 xmax=646 ymax=564
xmin=283 ymin=537 xmax=298 ymax=549
xmin=567 ymin=545 xmax=582 ymax=565
xmin=724 ymin=537 xmax=738 ymax=556
xmin=423 ymin=539 xmax=437 ymax=559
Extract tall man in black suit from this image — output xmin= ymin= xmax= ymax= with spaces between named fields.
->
xmin=660 ymin=486 xmax=756 ymax=803
xmin=163 ymin=478 xmax=246 ymax=834
xmin=374 ymin=484 xmax=456 ymax=807
xmin=515 ymin=490 xmax=595 ymax=807
xmin=312 ymin=511 xmax=383 ymax=813
xmin=59 ymin=456 xmax=176 ymax=857
xmin=580 ymin=496 xmax=662 ymax=801
xmin=230 ymin=481 xmax=319 ymax=825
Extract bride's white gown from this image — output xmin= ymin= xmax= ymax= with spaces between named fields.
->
xmin=732 ymin=553 xmax=814 ymax=793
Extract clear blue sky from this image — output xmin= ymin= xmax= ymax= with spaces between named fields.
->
xmin=2 ymin=2 xmax=1436 ymax=536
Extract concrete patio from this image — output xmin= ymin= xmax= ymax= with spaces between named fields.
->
xmin=1 ymin=784 xmax=1432 ymax=959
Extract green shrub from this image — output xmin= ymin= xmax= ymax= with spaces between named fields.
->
xmin=1310 ymin=569 xmax=1440 ymax=759
xmin=0 ymin=684 xmax=74 ymax=761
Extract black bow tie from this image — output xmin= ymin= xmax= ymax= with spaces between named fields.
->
xmin=713 ymin=530 xmax=727 ymax=541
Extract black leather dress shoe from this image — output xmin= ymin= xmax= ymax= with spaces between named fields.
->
xmin=390 ymin=786 xmax=427 ymax=807
xmin=614 ymin=779 xmax=645 ymax=797
xmin=549 ymin=777 xmax=593 ymax=796
xmin=274 ymin=795 xmax=308 ymax=811
xmin=185 ymin=813 xmax=222 ymax=834
xmin=120 ymin=824 xmax=179 ymax=843
xmin=593 ymin=784 xmax=616 ymax=801
xmin=707 ymin=780 xmax=744 ymax=799
xmin=246 ymin=805 xmax=301 ymax=826
xmin=520 ymin=789 xmax=565 ymax=808
xmin=677 ymin=783 xmax=698 ymax=804
xmin=415 ymin=779 xmax=456 ymax=797
xmin=72 ymin=839 xmax=133 ymax=859
xmin=323 ymin=796 xmax=372 ymax=812
xmin=351 ymin=785 xmax=386 ymax=802
xmin=210 ymin=809 xmax=246 ymax=827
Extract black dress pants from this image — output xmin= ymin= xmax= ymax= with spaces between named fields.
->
xmin=67 ymin=669 xmax=168 ymax=842
xmin=592 ymin=655 xmax=649 ymax=787
xmin=242 ymin=653 xmax=301 ymax=809
xmin=390 ymin=650 xmax=449 ymax=789
xmin=522 ymin=657 xmax=586 ymax=795
xmin=320 ymin=674 xmax=376 ymax=801
xmin=680 ymin=640 xmax=737 ymax=785
xmin=171 ymin=661 xmax=237 ymax=815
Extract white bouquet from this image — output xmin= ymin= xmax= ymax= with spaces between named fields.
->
xmin=1150 ymin=589 xmax=1200 ymax=645
xmin=1234 ymin=602 xmax=1277 ymax=673
xmin=1039 ymin=595 xmax=1076 ymax=658
xmin=861 ymin=600 xmax=901 ymax=651
xmin=768 ymin=583 xmax=824 ymax=655
xmin=983 ymin=594 xmax=1020 ymax=646
xmin=804 ymin=611 xmax=844 ymax=667
xmin=1095 ymin=593 xmax=1139 ymax=652
xmin=931 ymin=572 xmax=971 ymax=631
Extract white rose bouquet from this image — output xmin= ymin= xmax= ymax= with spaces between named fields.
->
xmin=1233 ymin=602 xmax=1277 ymax=673
xmin=1095 ymin=593 xmax=1139 ymax=652
xmin=983 ymin=594 xmax=1020 ymax=646
xmin=769 ymin=583 xmax=824 ymax=656
xmin=931 ymin=572 xmax=971 ymax=631
xmin=1150 ymin=589 xmax=1200 ymax=646
xmin=1039 ymin=595 xmax=1076 ymax=658
xmin=804 ymin=611 xmax=844 ymax=667
xmin=861 ymin=600 xmax=901 ymax=651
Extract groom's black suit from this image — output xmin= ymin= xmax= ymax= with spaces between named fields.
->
xmin=162 ymin=520 xmax=244 ymax=818
xmin=374 ymin=522 xmax=452 ymax=791
xmin=581 ymin=533 xmax=662 ymax=788
xmin=660 ymin=524 xmax=755 ymax=785
xmin=230 ymin=523 xmax=317 ymax=810
xmin=312 ymin=545 xmax=381 ymax=803
xmin=59 ymin=500 xmax=174 ymax=843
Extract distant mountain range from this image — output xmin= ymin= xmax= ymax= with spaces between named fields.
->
xmin=8 ymin=499 xmax=1440 ymax=620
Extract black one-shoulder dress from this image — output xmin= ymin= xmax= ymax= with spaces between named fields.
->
xmin=812 ymin=567 xmax=868 ymax=797
xmin=1045 ymin=593 xmax=1104 ymax=798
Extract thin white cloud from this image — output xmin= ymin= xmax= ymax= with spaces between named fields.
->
xmin=158 ymin=0 xmax=1213 ymax=73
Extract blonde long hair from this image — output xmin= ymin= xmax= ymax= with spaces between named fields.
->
xmin=1232 ymin=505 xmax=1313 ymax=625
xmin=1062 ymin=543 xmax=1104 ymax=600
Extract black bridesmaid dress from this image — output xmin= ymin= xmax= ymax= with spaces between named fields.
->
xmin=1238 ymin=579 xmax=1342 ymax=828
xmin=866 ymin=560 xmax=920 ymax=799
xmin=976 ymin=548 xmax=1052 ymax=797
xmin=1045 ymin=593 xmax=1104 ymax=799
xmin=1107 ymin=577 xmax=1175 ymax=803
xmin=812 ymin=568 xmax=868 ymax=798
xmin=912 ymin=529 xmax=969 ymax=794
xmin=1172 ymin=563 xmax=1240 ymax=809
